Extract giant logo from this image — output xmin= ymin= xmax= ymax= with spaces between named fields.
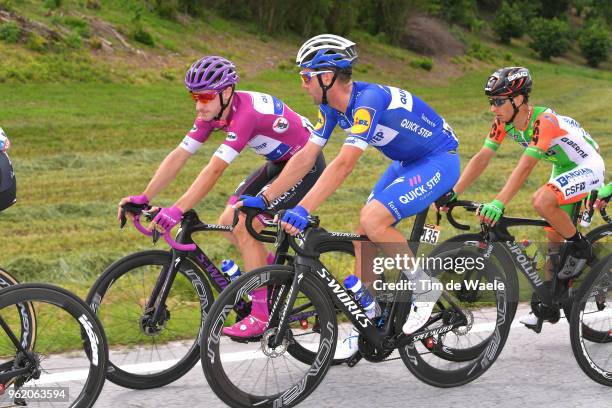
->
xmin=351 ymin=108 xmax=372 ymax=135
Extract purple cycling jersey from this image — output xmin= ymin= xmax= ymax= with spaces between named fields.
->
xmin=179 ymin=91 xmax=312 ymax=163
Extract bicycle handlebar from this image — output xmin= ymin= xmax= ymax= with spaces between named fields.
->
xmin=232 ymin=206 xmax=277 ymax=243
xmin=120 ymin=203 xmax=196 ymax=251
xmin=444 ymin=200 xmax=480 ymax=231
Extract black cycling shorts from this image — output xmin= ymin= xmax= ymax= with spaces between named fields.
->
xmin=228 ymin=152 xmax=326 ymax=211
xmin=0 ymin=152 xmax=16 ymax=212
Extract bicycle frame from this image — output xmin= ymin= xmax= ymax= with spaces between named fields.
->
xmin=268 ymin=208 xmax=469 ymax=352
xmin=478 ymin=202 xmax=587 ymax=308
xmin=0 ymin=315 xmax=31 ymax=385
xmin=143 ymin=210 xmax=300 ymax=327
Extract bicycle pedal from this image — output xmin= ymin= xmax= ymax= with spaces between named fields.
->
xmin=346 ymin=352 xmax=362 ymax=367
xmin=525 ymin=318 xmax=544 ymax=334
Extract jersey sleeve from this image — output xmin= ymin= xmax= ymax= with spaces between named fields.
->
xmin=524 ymin=112 xmax=567 ymax=160
xmin=483 ymin=118 xmax=506 ymax=152
xmin=0 ymin=127 xmax=10 ymax=152
xmin=179 ymin=117 xmax=214 ymax=154
xmin=308 ymin=105 xmax=338 ymax=148
xmin=344 ymin=90 xmax=386 ymax=151
xmin=213 ymin=109 xmax=257 ymax=164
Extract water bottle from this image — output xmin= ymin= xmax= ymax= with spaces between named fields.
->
xmin=344 ymin=274 xmax=379 ymax=319
xmin=221 ymin=259 xmax=241 ymax=281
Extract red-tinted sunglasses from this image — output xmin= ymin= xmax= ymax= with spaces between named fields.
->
xmin=191 ymin=91 xmax=218 ymax=104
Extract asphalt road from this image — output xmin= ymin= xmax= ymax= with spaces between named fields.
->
xmin=88 ymin=304 xmax=611 ymax=408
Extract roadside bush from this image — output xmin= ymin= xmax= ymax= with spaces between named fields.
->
xmin=528 ymin=17 xmax=572 ymax=60
xmin=578 ymin=19 xmax=610 ymax=67
xmin=0 ymin=21 xmax=20 ymax=43
xmin=493 ymin=1 xmax=526 ymax=44
xmin=132 ymin=27 xmax=155 ymax=46
xmin=410 ymin=56 xmax=434 ymax=71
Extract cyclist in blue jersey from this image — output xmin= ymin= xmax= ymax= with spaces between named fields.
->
xmin=237 ymin=34 xmax=461 ymax=358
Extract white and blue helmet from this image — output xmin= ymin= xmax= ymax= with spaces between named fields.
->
xmin=296 ymin=34 xmax=358 ymax=69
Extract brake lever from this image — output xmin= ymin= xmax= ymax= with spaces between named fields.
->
xmin=120 ymin=208 xmax=127 ymax=229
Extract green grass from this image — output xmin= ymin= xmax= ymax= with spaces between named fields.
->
xmin=0 ymin=1 xmax=610 ymax=351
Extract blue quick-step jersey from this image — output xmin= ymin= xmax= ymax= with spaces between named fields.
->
xmin=309 ymin=81 xmax=459 ymax=162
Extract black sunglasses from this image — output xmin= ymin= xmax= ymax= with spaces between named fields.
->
xmin=488 ymin=98 xmax=510 ymax=107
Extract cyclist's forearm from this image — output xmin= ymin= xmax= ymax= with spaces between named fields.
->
xmin=300 ymin=153 xmax=356 ymax=213
xmin=496 ymin=155 xmax=538 ymax=205
xmin=264 ymin=148 xmax=318 ymax=201
xmin=143 ymin=149 xmax=190 ymax=199
xmin=175 ymin=157 xmax=227 ymax=211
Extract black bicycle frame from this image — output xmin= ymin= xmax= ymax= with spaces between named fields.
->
xmin=0 ymin=315 xmax=31 ymax=384
xmin=269 ymin=208 xmax=468 ymax=351
xmin=144 ymin=210 xmax=295 ymax=326
xmin=478 ymin=202 xmax=584 ymax=307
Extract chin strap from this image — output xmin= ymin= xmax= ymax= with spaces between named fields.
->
xmin=316 ymin=72 xmax=338 ymax=105
xmin=506 ymin=94 xmax=528 ymax=124
xmin=215 ymin=85 xmax=236 ymax=120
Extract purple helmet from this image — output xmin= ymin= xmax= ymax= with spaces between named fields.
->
xmin=184 ymin=56 xmax=239 ymax=92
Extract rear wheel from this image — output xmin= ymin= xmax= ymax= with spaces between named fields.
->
xmin=397 ymin=245 xmax=516 ymax=387
xmin=569 ymin=255 xmax=612 ymax=386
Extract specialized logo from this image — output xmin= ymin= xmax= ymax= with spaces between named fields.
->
xmin=225 ymin=132 xmax=237 ymax=141
xmin=190 ymin=124 xmax=198 ymax=132
xmin=351 ymin=107 xmax=373 ymax=135
xmin=272 ymin=117 xmax=290 ymax=133
xmin=314 ymin=110 xmax=325 ymax=131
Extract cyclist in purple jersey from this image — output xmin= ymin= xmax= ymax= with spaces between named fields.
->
xmin=118 ymin=56 xmax=325 ymax=338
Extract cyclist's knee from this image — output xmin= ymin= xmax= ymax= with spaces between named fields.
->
xmin=359 ymin=203 xmax=392 ymax=237
xmin=533 ymin=186 xmax=557 ymax=214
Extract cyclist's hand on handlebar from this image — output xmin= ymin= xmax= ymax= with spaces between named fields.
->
xmin=233 ymin=194 xmax=268 ymax=210
xmin=149 ymin=205 xmax=183 ymax=233
xmin=280 ymin=205 xmax=309 ymax=236
xmin=592 ymin=183 xmax=612 ymax=210
xmin=117 ymin=194 xmax=149 ymax=221
xmin=477 ymin=199 xmax=505 ymax=227
xmin=433 ymin=190 xmax=457 ymax=213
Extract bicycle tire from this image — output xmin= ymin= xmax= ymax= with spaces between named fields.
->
xmin=201 ymin=265 xmax=337 ymax=408
xmin=569 ymin=255 xmax=612 ymax=386
xmin=397 ymin=248 xmax=516 ymax=387
xmin=86 ymin=250 xmax=213 ymax=389
xmin=419 ymin=235 xmax=518 ymax=363
xmin=0 ymin=283 xmax=108 ymax=408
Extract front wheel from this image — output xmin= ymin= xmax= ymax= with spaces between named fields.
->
xmin=569 ymin=255 xmax=612 ymax=386
xmin=86 ymin=250 xmax=213 ymax=389
xmin=201 ymin=266 xmax=337 ymax=408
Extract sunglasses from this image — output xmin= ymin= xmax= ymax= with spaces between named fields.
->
xmin=191 ymin=91 xmax=218 ymax=104
xmin=299 ymin=70 xmax=334 ymax=84
xmin=488 ymin=98 xmax=510 ymax=107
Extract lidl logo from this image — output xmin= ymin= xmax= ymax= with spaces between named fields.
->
xmin=314 ymin=111 xmax=325 ymax=131
xmin=351 ymin=108 xmax=372 ymax=135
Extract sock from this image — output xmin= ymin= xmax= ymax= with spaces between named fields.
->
xmin=266 ymin=251 xmax=275 ymax=265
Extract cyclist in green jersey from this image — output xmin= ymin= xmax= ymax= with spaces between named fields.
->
xmin=441 ymin=67 xmax=606 ymax=327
